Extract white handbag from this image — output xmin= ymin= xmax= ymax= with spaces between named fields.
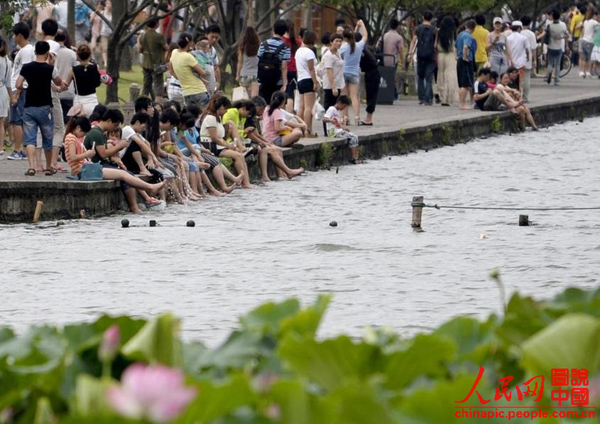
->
xmin=232 ymin=86 xmax=249 ymax=102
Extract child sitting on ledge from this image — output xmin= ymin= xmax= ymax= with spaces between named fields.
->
xmin=323 ymin=95 xmax=361 ymax=164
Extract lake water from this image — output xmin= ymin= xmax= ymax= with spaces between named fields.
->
xmin=1 ymin=118 xmax=599 ymax=345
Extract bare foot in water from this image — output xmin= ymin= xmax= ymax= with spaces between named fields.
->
xmin=287 ymin=167 xmax=304 ymax=179
xmin=209 ymin=189 xmax=226 ymax=196
xmin=233 ymin=172 xmax=244 ymax=186
xmin=148 ymin=181 xmax=167 ymax=195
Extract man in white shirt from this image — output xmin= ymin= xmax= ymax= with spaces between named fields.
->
xmin=520 ymin=16 xmax=537 ymax=102
xmin=40 ymin=19 xmax=66 ymax=172
xmin=7 ymin=22 xmax=35 ymax=161
xmin=506 ymin=21 xmax=529 ymax=94
xmin=206 ymin=24 xmax=222 ymax=91
xmin=54 ymin=0 xmax=69 ymax=29
xmin=55 ymin=29 xmax=77 ymax=122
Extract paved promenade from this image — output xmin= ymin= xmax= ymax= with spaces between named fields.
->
xmin=1 ymin=71 xmax=599 ymax=182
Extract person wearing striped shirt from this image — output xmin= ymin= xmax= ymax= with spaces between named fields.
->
xmin=257 ymin=20 xmax=291 ymax=103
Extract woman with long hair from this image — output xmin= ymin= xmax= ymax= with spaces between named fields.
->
xmin=283 ymin=19 xmax=302 ymax=112
xmin=63 ymin=45 xmax=103 ymax=117
xmin=340 ymin=20 xmax=367 ymax=125
xmin=236 ymin=26 xmax=260 ymax=98
xmin=0 ymin=38 xmax=11 ymax=156
xmin=436 ymin=16 xmax=459 ymax=106
xmin=295 ymin=30 xmax=319 ymax=137
xmin=200 ymin=95 xmax=253 ymax=188
xmin=261 ymin=92 xmax=303 ymax=147
xmin=64 ymin=116 xmax=166 ymax=194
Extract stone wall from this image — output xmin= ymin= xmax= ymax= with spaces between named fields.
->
xmin=2 ymin=97 xmax=599 ymax=223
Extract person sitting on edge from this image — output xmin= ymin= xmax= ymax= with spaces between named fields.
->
xmin=495 ymin=72 xmax=539 ymax=130
xmin=223 ymin=99 xmax=304 ymax=182
xmin=177 ymin=113 xmax=236 ymax=195
xmin=121 ymin=113 xmax=162 ymax=180
xmin=159 ymin=111 xmax=205 ymax=200
xmin=83 ymin=109 xmax=158 ymax=213
xmin=261 ymin=91 xmax=303 ymax=147
xmin=322 ymin=95 xmax=361 ymax=164
xmin=473 ymin=68 xmax=503 ymax=112
xmin=65 ymin=116 xmax=165 ymax=196
xmin=199 ymin=94 xmax=253 ymax=188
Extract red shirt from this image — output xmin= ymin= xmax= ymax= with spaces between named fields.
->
xmin=282 ymin=36 xmax=302 ymax=72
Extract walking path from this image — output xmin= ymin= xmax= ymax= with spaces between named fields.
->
xmin=2 ymin=71 xmax=600 ymax=222
xmin=1 ymin=72 xmax=598 ymax=182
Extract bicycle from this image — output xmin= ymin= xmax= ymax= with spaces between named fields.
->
xmin=536 ymin=44 xmax=572 ymax=78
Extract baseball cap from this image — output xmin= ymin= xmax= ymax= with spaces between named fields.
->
xmin=493 ymin=17 xmax=503 ymax=24
xmin=512 ymin=20 xmax=523 ymax=27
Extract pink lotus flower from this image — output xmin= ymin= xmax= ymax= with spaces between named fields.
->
xmin=99 ymin=325 xmax=120 ymax=362
xmin=106 ymin=363 xmax=197 ymax=423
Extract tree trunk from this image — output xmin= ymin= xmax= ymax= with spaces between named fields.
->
xmin=302 ymin=0 xmax=312 ymax=30
xmin=68 ymin=0 xmax=76 ymax=41
xmin=106 ymin=39 xmax=123 ymax=103
xmin=121 ymin=45 xmax=133 ymax=71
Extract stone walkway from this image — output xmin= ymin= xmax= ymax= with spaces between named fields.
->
xmin=1 ymin=71 xmax=599 ymax=182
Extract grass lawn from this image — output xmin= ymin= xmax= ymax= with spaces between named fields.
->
xmin=97 ymin=65 xmax=236 ymax=105
xmin=97 ymin=65 xmax=145 ymax=104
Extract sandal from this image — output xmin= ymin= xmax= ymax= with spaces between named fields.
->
xmin=44 ymin=168 xmax=57 ymax=176
xmin=25 ymin=168 xmax=36 ymax=176
xmin=359 ymin=121 xmax=373 ymax=126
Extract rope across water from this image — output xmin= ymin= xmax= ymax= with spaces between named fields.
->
xmin=410 ymin=202 xmax=600 ymax=211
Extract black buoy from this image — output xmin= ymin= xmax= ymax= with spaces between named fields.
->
xmin=518 ymin=215 xmax=530 ymax=226
xmin=329 ymin=221 xmax=338 ymax=227
xmin=121 ymin=219 xmax=130 ymax=228
xmin=336 ymin=167 xmax=339 ymax=174
xmin=186 ymin=220 xmax=196 ymax=227
xmin=149 ymin=220 xmax=157 ymax=227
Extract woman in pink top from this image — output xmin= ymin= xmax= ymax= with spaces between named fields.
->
xmin=261 ymin=92 xmax=302 ymax=147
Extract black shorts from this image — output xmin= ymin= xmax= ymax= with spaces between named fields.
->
xmin=298 ymin=78 xmax=315 ymax=94
xmin=285 ymin=71 xmax=297 ymax=97
xmin=201 ymin=141 xmax=224 ymax=157
xmin=457 ymin=59 xmax=474 ymax=88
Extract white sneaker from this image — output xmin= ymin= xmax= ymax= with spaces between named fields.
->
xmin=580 ymin=71 xmax=585 ymax=77
xmin=586 ymin=72 xmax=592 ymax=77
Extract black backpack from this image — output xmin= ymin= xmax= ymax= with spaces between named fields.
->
xmin=360 ymin=46 xmax=379 ymax=72
xmin=257 ymin=40 xmax=286 ymax=83
xmin=416 ymin=25 xmax=435 ymax=60
xmin=543 ymin=24 xmax=551 ymax=45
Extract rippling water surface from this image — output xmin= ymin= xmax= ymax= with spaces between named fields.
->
xmin=2 ymin=118 xmax=600 ymax=344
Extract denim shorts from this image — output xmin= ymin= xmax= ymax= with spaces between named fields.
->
xmin=273 ymin=136 xmax=284 ymax=147
xmin=184 ymin=92 xmax=210 ymax=110
xmin=9 ymin=90 xmax=26 ymax=125
xmin=23 ymin=105 xmax=54 ymax=151
xmin=344 ymin=73 xmax=360 ymax=85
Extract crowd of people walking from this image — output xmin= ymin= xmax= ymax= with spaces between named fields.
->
xmin=4 ymin=1 xmax=600 ymax=213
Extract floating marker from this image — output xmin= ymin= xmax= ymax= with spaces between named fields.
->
xmin=329 ymin=221 xmax=338 ymax=227
xmin=518 ymin=215 xmax=530 ymax=226
xmin=121 ymin=219 xmax=130 ymax=228
xmin=186 ymin=220 xmax=195 ymax=227
xmin=149 ymin=220 xmax=157 ymax=227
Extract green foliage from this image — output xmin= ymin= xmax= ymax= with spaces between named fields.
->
xmin=316 ymin=142 xmax=334 ymax=168
xmin=491 ymin=117 xmax=501 ymax=133
xmin=0 ymin=288 xmax=599 ymax=423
